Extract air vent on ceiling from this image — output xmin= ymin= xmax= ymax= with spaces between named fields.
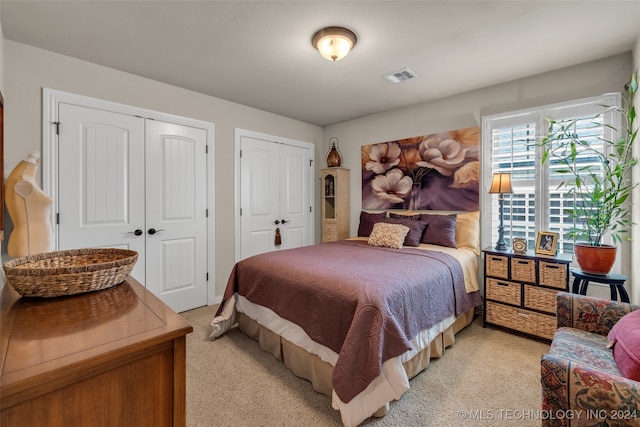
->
xmin=384 ymin=67 xmax=417 ymax=84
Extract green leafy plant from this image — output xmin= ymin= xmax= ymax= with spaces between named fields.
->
xmin=541 ymin=71 xmax=638 ymax=246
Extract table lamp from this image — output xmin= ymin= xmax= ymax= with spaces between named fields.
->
xmin=489 ymin=173 xmax=513 ymax=251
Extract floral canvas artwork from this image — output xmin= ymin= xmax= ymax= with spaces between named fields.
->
xmin=361 ymin=127 xmax=480 ymax=211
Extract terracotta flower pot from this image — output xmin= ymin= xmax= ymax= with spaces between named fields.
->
xmin=574 ymin=243 xmax=617 ymax=275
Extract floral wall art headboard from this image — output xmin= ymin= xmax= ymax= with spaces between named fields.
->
xmin=361 ymin=126 xmax=479 ymax=211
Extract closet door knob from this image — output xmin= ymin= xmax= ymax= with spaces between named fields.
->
xmin=128 ymin=229 xmax=143 ymax=236
xmin=281 ymin=219 xmax=289 ymax=224
xmin=148 ymin=228 xmax=164 ymax=235
xmin=274 ymin=220 xmax=280 ymax=225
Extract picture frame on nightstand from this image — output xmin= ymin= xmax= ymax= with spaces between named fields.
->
xmin=535 ymin=231 xmax=558 ymax=256
xmin=512 ymin=237 xmax=527 ymax=254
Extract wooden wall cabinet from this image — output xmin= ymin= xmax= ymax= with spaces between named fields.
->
xmin=483 ymin=247 xmax=571 ymax=340
xmin=321 ymin=168 xmax=349 ymax=243
xmin=0 ymin=277 xmax=193 ymax=426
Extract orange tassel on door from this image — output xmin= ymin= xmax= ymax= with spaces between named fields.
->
xmin=275 ymin=228 xmax=282 ymax=245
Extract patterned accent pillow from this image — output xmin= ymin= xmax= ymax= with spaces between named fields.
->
xmin=607 ymin=310 xmax=640 ymax=381
xmin=357 ymin=211 xmax=386 ymax=237
xmin=420 ymin=214 xmax=457 ymax=248
xmin=381 ymin=218 xmax=428 ymax=247
xmin=368 ymin=222 xmax=410 ymax=249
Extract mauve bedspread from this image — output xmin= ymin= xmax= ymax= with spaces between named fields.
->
xmin=215 ymin=239 xmax=482 ymax=404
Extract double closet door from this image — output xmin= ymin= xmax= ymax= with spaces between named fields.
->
xmin=238 ymin=132 xmax=313 ymax=260
xmin=56 ymin=103 xmax=208 ymax=313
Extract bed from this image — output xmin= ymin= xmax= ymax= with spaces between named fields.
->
xmin=210 ymin=211 xmax=482 ymax=426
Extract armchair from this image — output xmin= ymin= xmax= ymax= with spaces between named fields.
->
xmin=541 ymin=292 xmax=639 ymax=427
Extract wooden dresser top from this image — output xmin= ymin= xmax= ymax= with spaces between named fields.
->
xmin=0 ymin=276 xmax=193 ymax=393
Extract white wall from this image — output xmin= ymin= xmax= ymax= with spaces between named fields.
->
xmin=324 ymin=52 xmax=635 ymax=297
xmin=4 ymin=41 xmax=324 ymax=299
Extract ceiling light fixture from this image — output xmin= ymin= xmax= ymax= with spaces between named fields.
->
xmin=312 ymin=26 xmax=357 ymax=62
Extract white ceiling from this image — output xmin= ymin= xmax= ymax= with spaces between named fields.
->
xmin=2 ymin=1 xmax=640 ymax=127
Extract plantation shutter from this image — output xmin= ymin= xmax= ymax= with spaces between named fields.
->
xmin=489 ymin=113 xmax=539 ymax=252
xmin=483 ymin=93 xmax=619 ymax=256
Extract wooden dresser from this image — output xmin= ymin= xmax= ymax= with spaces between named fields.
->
xmin=0 ymin=276 xmax=193 ymax=426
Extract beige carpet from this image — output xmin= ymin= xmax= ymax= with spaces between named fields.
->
xmin=181 ymin=305 xmax=550 ymax=427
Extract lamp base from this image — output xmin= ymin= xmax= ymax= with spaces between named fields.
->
xmin=495 ymin=223 xmax=507 ymax=251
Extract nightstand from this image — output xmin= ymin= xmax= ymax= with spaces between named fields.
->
xmin=483 ymin=247 xmax=572 ymax=340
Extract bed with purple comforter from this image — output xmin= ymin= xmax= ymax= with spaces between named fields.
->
xmin=211 ymin=239 xmax=482 ymax=426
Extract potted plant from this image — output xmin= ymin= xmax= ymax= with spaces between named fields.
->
xmin=541 ymin=71 xmax=638 ymax=274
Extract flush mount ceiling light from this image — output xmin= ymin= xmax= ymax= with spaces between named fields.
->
xmin=312 ymin=26 xmax=357 ymax=61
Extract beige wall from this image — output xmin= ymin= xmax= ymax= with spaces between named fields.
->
xmin=4 ymin=37 xmax=638 ymax=303
xmin=324 ymin=52 xmax=635 ymax=297
xmin=632 ymin=37 xmax=639 ymax=305
xmin=4 ymin=40 xmax=324 ymax=299
xmin=0 ymin=7 xmax=4 ymax=94
xmin=325 ymin=53 xmax=632 ymax=233
xmin=0 ymin=10 xmax=4 ymax=290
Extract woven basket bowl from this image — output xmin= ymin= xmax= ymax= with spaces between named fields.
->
xmin=3 ymin=248 xmax=138 ymax=298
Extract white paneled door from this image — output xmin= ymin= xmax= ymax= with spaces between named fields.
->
xmin=58 ymin=104 xmax=147 ymax=280
xmin=239 ymin=134 xmax=312 ymax=260
xmin=57 ymin=103 xmax=208 ymax=312
xmin=145 ymin=119 xmax=208 ymax=312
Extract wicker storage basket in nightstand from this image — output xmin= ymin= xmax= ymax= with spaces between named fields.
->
xmin=483 ymin=248 xmax=571 ymax=340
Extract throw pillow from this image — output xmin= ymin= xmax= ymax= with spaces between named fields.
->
xmin=419 ymin=214 xmax=457 ymax=248
xmin=368 ymin=222 xmax=410 ymax=249
xmin=455 ymin=211 xmax=480 ymax=255
xmin=357 ymin=211 xmax=386 ymax=237
xmin=389 ymin=211 xmax=422 ymax=221
xmin=381 ymin=218 xmax=428 ymax=247
xmin=607 ymin=310 xmax=640 ymax=381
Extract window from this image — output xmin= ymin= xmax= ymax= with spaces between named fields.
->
xmin=482 ymin=93 xmax=620 ymax=255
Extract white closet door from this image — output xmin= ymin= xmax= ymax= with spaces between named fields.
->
xmin=57 ymin=103 xmax=208 ymax=312
xmin=57 ymin=103 xmax=146 ymax=282
xmin=145 ymin=120 xmax=208 ymax=313
xmin=240 ymin=136 xmax=281 ymax=259
xmin=239 ymin=134 xmax=312 ymax=260
xmin=279 ymin=143 xmax=311 ymax=250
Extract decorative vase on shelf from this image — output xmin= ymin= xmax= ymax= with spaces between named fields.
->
xmin=326 ymin=137 xmax=342 ymax=167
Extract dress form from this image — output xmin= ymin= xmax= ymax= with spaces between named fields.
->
xmin=5 ymin=151 xmax=54 ymax=257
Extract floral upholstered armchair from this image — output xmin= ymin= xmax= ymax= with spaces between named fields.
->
xmin=541 ymin=292 xmax=640 ymax=427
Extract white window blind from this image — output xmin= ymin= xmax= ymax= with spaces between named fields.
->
xmin=482 ymin=94 xmax=620 ymax=255
xmin=490 ymin=121 xmax=537 ymax=249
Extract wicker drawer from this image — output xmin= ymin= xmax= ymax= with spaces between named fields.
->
xmin=524 ymin=285 xmax=558 ymax=314
xmin=486 ymin=255 xmax=508 ymax=279
xmin=486 ymin=278 xmax=521 ymax=305
xmin=511 ymin=258 xmax=536 ymax=283
xmin=486 ymin=302 xmax=556 ymax=340
xmin=539 ymin=261 xmax=567 ymax=289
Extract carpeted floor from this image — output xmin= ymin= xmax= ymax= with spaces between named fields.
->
xmin=181 ymin=305 xmax=550 ymax=427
